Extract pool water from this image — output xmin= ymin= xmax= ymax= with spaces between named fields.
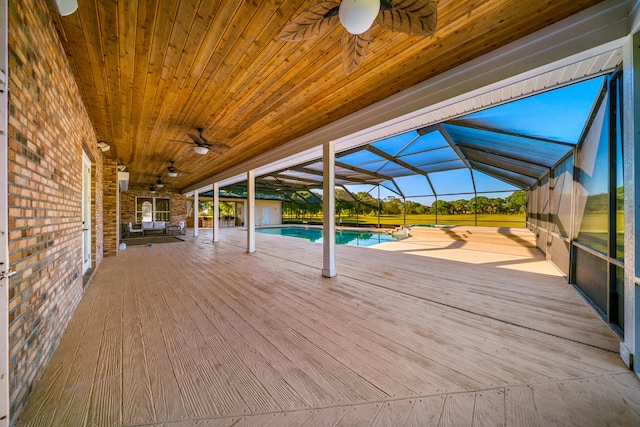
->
xmin=255 ymin=226 xmax=399 ymax=247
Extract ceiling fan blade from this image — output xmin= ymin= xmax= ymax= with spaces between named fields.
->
xmin=166 ymin=139 xmax=194 ymax=145
xmin=279 ymin=2 xmax=340 ymax=41
xmin=205 ymin=142 xmax=231 ymax=150
xmin=377 ymin=0 xmax=437 ymax=36
xmin=341 ymin=28 xmax=371 ymax=76
xmin=187 ymin=132 xmax=206 ymax=145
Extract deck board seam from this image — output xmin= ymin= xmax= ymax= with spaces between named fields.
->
xmin=116 ymin=373 xmax=636 ymax=427
xmin=339 ymin=272 xmax=620 ymax=354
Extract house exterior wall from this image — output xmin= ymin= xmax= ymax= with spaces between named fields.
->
xmin=7 ymin=0 xmax=105 ymax=419
xmin=103 ymin=158 xmax=119 ymax=256
xmin=120 ymin=185 xmax=188 ymax=236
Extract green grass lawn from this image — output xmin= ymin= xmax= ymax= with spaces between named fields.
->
xmin=285 ymin=213 xmax=526 ymax=228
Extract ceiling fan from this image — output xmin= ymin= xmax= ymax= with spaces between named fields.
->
xmin=279 ymin=0 xmax=437 ymax=75
xmin=169 ymin=128 xmax=230 ymax=155
xmin=167 ymin=161 xmax=179 ymax=177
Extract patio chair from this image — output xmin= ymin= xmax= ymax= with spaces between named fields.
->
xmin=167 ymin=220 xmax=186 ymax=236
xmin=126 ymin=222 xmax=144 ymax=237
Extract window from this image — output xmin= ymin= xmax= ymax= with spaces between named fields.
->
xmin=136 ymin=197 xmax=171 ymax=223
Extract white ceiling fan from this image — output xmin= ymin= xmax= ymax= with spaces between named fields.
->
xmin=279 ymin=0 xmax=437 ymax=75
xmin=168 ymin=128 xmax=230 ymax=155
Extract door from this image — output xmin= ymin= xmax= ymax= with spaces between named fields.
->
xmin=81 ymin=151 xmax=91 ymax=274
xmin=261 ymin=207 xmax=270 ymax=225
xmin=0 ymin=0 xmax=9 ymax=421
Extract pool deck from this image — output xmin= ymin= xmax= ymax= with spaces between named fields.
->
xmin=16 ymin=227 xmax=640 ymax=426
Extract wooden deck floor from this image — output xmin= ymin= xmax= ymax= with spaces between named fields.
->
xmin=16 ymin=227 xmax=640 ymax=426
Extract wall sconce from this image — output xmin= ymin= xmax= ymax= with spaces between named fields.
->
xmin=98 ymin=141 xmax=110 ymax=152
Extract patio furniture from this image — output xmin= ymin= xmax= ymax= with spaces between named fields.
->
xmin=125 ymin=222 xmax=144 ymax=237
xmin=167 ymin=221 xmax=186 ymax=236
xmin=141 ymin=220 xmax=166 ymax=234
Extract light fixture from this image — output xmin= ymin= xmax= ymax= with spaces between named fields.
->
xmin=98 ymin=141 xmax=110 ymax=152
xmin=167 ymin=161 xmax=178 ymax=177
xmin=54 ymin=0 xmax=78 ymax=16
xmin=155 ymin=177 xmax=164 ymax=188
xmin=192 ymin=146 xmax=209 ymax=155
xmin=149 ymin=186 xmax=156 ymax=194
xmin=339 ymin=0 xmax=380 ymax=35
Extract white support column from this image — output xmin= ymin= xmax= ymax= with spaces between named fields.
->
xmin=322 ymin=141 xmax=336 ymax=278
xmin=193 ymin=191 xmax=199 ymax=237
xmin=243 ymin=200 xmax=247 ymax=227
xmin=623 ymin=31 xmax=639 ymax=373
xmin=212 ymin=182 xmax=219 ymax=243
xmin=247 ymin=170 xmax=255 ymax=253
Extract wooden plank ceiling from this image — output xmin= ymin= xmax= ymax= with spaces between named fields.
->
xmin=47 ymin=0 xmax=603 ymax=191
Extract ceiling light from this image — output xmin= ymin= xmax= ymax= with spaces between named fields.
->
xmin=98 ymin=141 xmax=110 ymax=152
xmin=149 ymin=187 xmax=156 ymax=194
xmin=339 ymin=0 xmax=379 ymax=35
xmin=167 ymin=161 xmax=178 ymax=177
xmin=192 ymin=146 xmax=209 ymax=155
xmin=155 ymin=177 xmax=164 ymax=188
xmin=55 ymin=0 xmax=78 ymax=16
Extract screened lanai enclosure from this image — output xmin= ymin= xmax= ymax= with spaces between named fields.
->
xmin=216 ymin=74 xmax=609 ymax=219
xmin=203 ymin=69 xmax=625 ymax=336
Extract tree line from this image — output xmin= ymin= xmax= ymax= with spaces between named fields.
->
xmin=284 ymin=190 xmax=527 ymax=217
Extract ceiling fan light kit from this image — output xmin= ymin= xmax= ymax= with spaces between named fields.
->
xmin=167 ymin=161 xmax=178 ymax=177
xmin=54 ymin=0 xmax=78 ymax=16
xmin=167 ymin=128 xmax=229 ymax=156
xmin=192 ymin=146 xmax=209 ymax=155
xmin=339 ymin=0 xmax=380 ymax=34
xmin=279 ymin=0 xmax=437 ymax=75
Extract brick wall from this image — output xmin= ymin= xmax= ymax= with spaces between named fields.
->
xmin=103 ymin=159 xmax=119 ymax=256
xmin=8 ymin=0 xmax=105 ymax=420
xmin=121 ymin=186 xmax=188 ymax=236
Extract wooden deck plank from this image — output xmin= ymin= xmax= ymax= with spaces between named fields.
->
xmin=473 ymin=389 xmax=506 ymax=427
xmin=556 ymin=379 xmax=608 ymax=426
xmin=258 ymin=292 xmax=443 ymax=396
xmin=335 ymin=402 xmax=382 ymax=426
xmin=184 ymin=283 xmax=310 ymax=411
xmin=438 ymin=392 xmax=475 ymax=426
xmin=208 ymin=268 xmax=422 ymax=404
xmin=196 ymin=274 xmax=359 ymax=406
xmin=223 ymin=256 xmax=477 ymax=396
xmin=370 ymin=398 xmax=414 ymax=426
xmin=530 ymin=381 xmax=573 ymax=426
xmin=16 ymin=228 xmax=640 ymax=426
xmin=504 ymin=385 xmax=540 ymax=427
xmin=121 ymin=314 xmax=155 ymax=424
xmin=135 ymin=266 xmax=190 ymax=423
xmin=402 ymin=396 xmax=446 ymax=426
xmin=297 ymin=405 xmax=350 ymax=426
xmin=87 ymin=376 xmax=121 ymax=427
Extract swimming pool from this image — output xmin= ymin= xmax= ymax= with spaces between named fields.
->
xmin=255 ymin=226 xmax=400 ymax=247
